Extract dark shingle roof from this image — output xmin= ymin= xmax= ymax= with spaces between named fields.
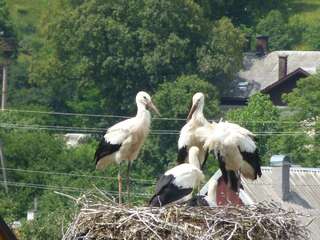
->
xmin=229 ymin=51 xmax=320 ymax=98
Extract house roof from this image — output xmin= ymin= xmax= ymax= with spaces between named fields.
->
xmin=201 ymin=166 xmax=320 ymax=240
xmin=242 ymin=166 xmax=320 ymax=209
xmin=229 ymin=51 xmax=320 ymax=98
xmin=261 ymin=67 xmax=310 ymax=93
xmin=242 ymin=166 xmax=320 ymax=240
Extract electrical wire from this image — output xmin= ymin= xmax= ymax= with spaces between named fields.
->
xmin=1 ymin=108 xmax=312 ymax=124
xmin=0 ymin=167 xmax=156 ymax=183
xmin=0 ymin=123 xmax=317 ymax=136
xmin=0 ymin=180 xmax=153 ymax=198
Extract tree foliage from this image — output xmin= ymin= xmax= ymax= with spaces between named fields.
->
xmin=197 ymin=17 xmax=245 ymax=90
xmin=0 ymin=0 xmax=15 ymax=38
xmin=256 ymin=10 xmax=294 ymax=51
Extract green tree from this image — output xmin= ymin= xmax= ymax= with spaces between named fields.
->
xmin=197 ymin=0 xmax=289 ymax=26
xmin=0 ymin=0 xmax=15 ymax=38
xmin=303 ymin=24 xmax=320 ymax=51
xmin=30 ymin=0 xmax=207 ymax=116
xmin=197 ymin=17 xmax=245 ymax=92
xmin=256 ymin=10 xmax=293 ymax=51
xmin=271 ymin=73 xmax=320 ymax=166
xmin=283 ymin=73 xmax=320 ymax=120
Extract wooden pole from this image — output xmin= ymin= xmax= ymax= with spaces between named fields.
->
xmin=0 ymin=141 xmax=8 ymax=193
xmin=1 ymin=64 xmax=7 ymax=111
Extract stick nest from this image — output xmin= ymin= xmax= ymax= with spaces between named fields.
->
xmin=62 ymin=193 xmax=310 ymax=240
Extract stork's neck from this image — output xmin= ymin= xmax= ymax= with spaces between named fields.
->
xmin=191 ymin=108 xmax=208 ymax=125
xmin=206 ymin=180 xmax=217 ymax=206
xmin=136 ymin=102 xmax=151 ymax=123
xmin=189 ymin=153 xmax=200 ymax=169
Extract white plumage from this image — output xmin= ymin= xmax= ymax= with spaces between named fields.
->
xmin=95 ymin=91 xmax=160 ymax=169
xmin=177 ymin=92 xmax=211 ymax=168
xmin=198 ymin=120 xmax=262 ymax=192
xmin=94 ymin=91 xmax=160 ymax=203
xmin=149 ymin=147 xmax=205 ymax=207
xmin=165 ymin=162 xmax=204 ymax=189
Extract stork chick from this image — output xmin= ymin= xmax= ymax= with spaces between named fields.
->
xmin=149 ymin=146 xmax=204 ymax=207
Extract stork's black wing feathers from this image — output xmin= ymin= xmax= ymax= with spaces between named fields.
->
xmin=216 ymin=152 xmax=228 ymax=183
xmin=188 ymin=195 xmax=209 ymax=207
xmin=227 ymin=170 xmax=240 ymax=193
xmin=201 ymin=150 xmax=209 ymax=170
xmin=177 ymin=146 xmax=188 ymax=164
xmin=94 ymin=138 xmax=121 ymax=165
xmin=216 ymin=151 xmax=240 ymax=193
xmin=149 ymin=174 xmax=192 ymax=207
xmin=154 ymin=174 xmax=174 ymax=196
xmin=239 ymin=148 xmax=262 ymax=179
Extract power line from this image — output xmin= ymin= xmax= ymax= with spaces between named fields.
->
xmin=0 ymin=123 xmax=317 ymax=136
xmin=1 ymin=108 xmax=312 ymax=124
xmin=1 ymin=167 xmax=156 ymax=183
xmin=0 ymin=180 xmax=153 ymax=198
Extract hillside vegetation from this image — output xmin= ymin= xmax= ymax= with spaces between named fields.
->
xmin=1 ymin=0 xmax=319 ymax=239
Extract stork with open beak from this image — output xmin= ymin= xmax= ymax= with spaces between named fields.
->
xmin=177 ymin=92 xmax=211 ymax=169
xmin=94 ymin=91 xmax=160 ymax=203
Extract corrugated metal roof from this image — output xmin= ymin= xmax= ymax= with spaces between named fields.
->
xmin=242 ymin=166 xmax=320 ymax=240
xmin=229 ymin=51 xmax=320 ymax=98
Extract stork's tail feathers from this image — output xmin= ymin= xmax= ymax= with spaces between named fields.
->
xmin=227 ymin=170 xmax=241 ymax=193
xmin=240 ymin=149 xmax=262 ymax=180
xmin=177 ymin=146 xmax=188 ymax=165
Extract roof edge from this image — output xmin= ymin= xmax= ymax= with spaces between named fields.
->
xmin=261 ymin=67 xmax=310 ymax=93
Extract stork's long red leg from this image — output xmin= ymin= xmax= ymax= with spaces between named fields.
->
xmin=126 ymin=161 xmax=132 ymax=205
xmin=118 ymin=165 xmax=122 ymax=204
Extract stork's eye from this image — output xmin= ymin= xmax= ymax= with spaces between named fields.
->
xmin=143 ymin=96 xmax=147 ymax=99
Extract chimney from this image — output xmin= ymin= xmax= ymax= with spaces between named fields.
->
xmin=255 ymin=35 xmax=269 ymax=56
xmin=270 ymin=155 xmax=290 ymax=201
xmin=278 ymin=55 xmax=288 ymax=80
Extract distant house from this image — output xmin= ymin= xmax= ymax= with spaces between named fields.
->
xmin=201 ymin=155 xmax=320 ymax=240
xmin=0 ymin=216 xmax=17 ymax=240
xmin=222 ymin=37 xmax=320 ymax=106
xmin=64 ymin=133 xmax=90 ymax=148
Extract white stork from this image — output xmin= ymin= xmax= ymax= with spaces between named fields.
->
xmin=177 ymin=92 xmax=210 ymax=169
xmin=149 ymin=146 xmax=205 ymax=207
xmin=94 ymin=91 xmax=160 ymax=203
xmin=188 ymin=179 xmax=218 ymax=207
xmin=198 ymin=121 xmax=262 ymax=193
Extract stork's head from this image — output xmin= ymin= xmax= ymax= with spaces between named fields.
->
xmin=136 ymin=91 xmax=160 ymax=115
xmin=187 ymin=92 xmax=205 ymax=121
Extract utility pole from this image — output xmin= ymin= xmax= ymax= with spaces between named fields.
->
xmin=0 ymin=140 xmax=8 ymax=193
xmin=0 ymin=36 xmax=16 ymax=193
xmin=1 ymin=63 xmax=7 ymax=110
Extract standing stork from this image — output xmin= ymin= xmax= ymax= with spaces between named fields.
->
xmin=94 ymin=91 xmax=160 ymax=203
xmin=199 ymin=121 xmax=262 ymax=193
xmin=149 ymin=146 xmax=205 ymax=207
xmin=177 ymin=92 xmax=211 ymax=169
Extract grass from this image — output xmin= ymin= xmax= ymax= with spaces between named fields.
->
xmin=289 ymin=0 xmax=320 ymax=24
xmin=6 ymin=0 xmax=49 ymax=28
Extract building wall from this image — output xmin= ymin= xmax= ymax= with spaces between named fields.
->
xmin=266 ymin=73 xmax=307 ymax=106
xmin=216 ymin=177 xmax=243 ymax=206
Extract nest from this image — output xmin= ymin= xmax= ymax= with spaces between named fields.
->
xmin=61 ymin=192 xmax=310 ymax=240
